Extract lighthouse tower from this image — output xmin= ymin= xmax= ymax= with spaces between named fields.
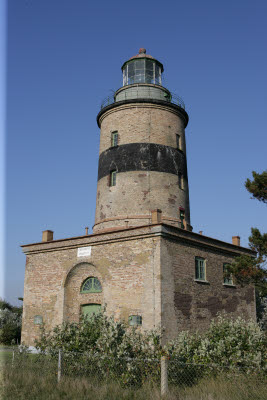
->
xmin=21 ymin=48 xmax=256 ymax=347
xmin=94 ymin=48 xmax=192 ymax=233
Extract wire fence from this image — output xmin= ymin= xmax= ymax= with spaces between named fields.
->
xmin=9 ymin=349 xmax=267 ymax=399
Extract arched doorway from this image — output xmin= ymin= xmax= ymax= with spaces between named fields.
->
xmin=63 ymin=262 xmax=103 ymax=323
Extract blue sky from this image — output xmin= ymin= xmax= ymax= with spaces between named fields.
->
xmin=3 ymin=0 xmax=267 ymax=305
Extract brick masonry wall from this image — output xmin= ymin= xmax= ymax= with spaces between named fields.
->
xmin=98 ymin=104 xmax=186 ymax=155
xmin=21 ymin=225 xmax=256 ymax=346
xmin=21 ymin=232 xmax=161 ymax=346
xmin=160 ymin=236 xmax=256 ymax=342
xmin=94 ymin=103 xmax=191 ymax=232
xmin=94 ymin=171 xmax=190 ymax=232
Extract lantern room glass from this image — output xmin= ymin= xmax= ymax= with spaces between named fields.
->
xmin=123 ymin=59 xmax=162 ymax=86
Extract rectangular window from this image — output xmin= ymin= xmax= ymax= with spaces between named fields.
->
xmin=195 ymin=257 xmax=206 ymax=281
xmin=111 ymin=131 xmax=118 ymax=147
xmin=129 ymin=315 xmax=142 ymax=326
xmin=178 ymin=173 xmax=184 ymax=189
xmin=176 ymin=134 xmax=181 ymax=150
xmin=34 ymin=315 xmax=43 ymax=325
xmin=110 ymin=170 xmax=117 ymax=186
xmin=180 ymin=209 xmax=185 ymax=229
xmin=178 ymin=173 xmax=181 ymax=188
xmin=223 ymin=263 xmax=233 ymax=285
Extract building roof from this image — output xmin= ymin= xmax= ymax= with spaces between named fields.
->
xmin=129 ymin=48 xmax=156 ymax=61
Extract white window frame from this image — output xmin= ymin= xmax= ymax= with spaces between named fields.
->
xmin=195 ymin=257 xmax=206 ymax=281
xmin=223 ymin=263 xmax=234 ymax=286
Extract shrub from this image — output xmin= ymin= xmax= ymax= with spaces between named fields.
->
xmin=0 ymin=299 xmax=22 ymax=345
xmin=166 ymin=313 xmax=267 ymax=371
xmin=35 ymin=313 xmax=161 ymax=358
xmin=34 ymin=312 xmax=267 ymax=385
xmin=35 ymin=313 xmax=162 ymax=386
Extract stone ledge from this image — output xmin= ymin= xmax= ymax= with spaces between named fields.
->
xmin=223 ymin=283 xmax=236 ymax=288
xmin=97 ymin=99 xmax=189 ymax=128
xmin=21 ymin=223 xmax=255 ymax=259
xmin=194 ymin=279 xmax=210 ymax=285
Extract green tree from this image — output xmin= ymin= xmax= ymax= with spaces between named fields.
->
xmin=245 ymin=170 xmax=267 ymax=204
xmin=227 ymin=171 xmax=267 ymax=326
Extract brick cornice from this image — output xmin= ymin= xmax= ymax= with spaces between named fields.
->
xmin=21 ymin=223 xmax=255 ymax=258
xmin=97 ymin=100 xmax=189 ymax=128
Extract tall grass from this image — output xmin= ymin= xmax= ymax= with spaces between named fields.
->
xmin=1 ymin=360 xmax=266 ymax=400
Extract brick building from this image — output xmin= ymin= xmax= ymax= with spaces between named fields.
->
xmin=21 ymin=49 xmax=256 ymax=346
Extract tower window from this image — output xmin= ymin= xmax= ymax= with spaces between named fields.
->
xmin=111 ymin=131 xmax=118 ymax=147
xmin=129 ymin=315 xmax=142 ymax=326
xmin=179 ymin=209 xmax=185 ymax=229
xmin=81 ymin=277 xmax=102 ymax=293
xmin=176 ymin=134 xmax=181 ymax=150
xmin=223 ymin=263 xmax=233 ymax=285
xmin=110 ymin=170 xmax=117 ymax=186
xmin=195 ymin=257 xmax=206 ymax=281
xmin=178 ymin=173 xmax=184 ymax=189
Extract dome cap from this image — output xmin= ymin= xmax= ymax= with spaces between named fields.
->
xmin=121 ymin=48 xmax=164 ymax=72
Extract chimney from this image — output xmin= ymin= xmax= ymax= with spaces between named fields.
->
xmin=151 ymin=209 xmax=162 ymax=224
xmin=232 ymin=236 xmax=240 ymax=246
xmin=42 ymin=230 xmax=54 ymax=242
xmin=199 ymin=231 xmax=203 ymax=235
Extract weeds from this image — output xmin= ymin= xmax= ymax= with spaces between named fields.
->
xmin=1 ymin=358 xmax=267 ymax=400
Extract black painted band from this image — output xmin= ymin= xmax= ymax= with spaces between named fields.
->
xmin=97 ymin=143 xmax=188 ymax=181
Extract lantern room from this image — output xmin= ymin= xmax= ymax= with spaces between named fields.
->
xmin=121 ymin=48 xmax=164 ymax=86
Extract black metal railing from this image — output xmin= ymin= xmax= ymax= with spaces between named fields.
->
xmin=100 ymin=88 xmax=185 ymax=110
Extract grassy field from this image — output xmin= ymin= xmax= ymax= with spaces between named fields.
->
xmin=1 ymin=359 xmax=266 ymax=400
xmin=0 ymin=346 xmax=14 ymax=367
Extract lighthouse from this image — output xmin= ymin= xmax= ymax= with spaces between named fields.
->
xmin=21 ymin=49 xmax=256 ymax=347
xmin=94 ymin=48 xmax=192 ymax=233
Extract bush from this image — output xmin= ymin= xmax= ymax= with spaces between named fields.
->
xmin=0 ymin=299 xmax=22 ymax=345
xmin=35 ymin=312 xmax=161 ymax=358
xmin=35 ymin=312 xmax=267 ymax=372
xmin=35 ymin=313 xmax=162 ymax=386
xmin=22 ymin=312 xmax=266 ymax=388
xmin=166 ymin=313 xmax=267 ymax=371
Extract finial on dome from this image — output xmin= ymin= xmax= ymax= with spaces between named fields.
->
xmin=139 ymin=48 xmax=146 ymax=54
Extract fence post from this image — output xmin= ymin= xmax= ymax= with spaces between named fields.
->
xmin=12 ymin=346 xmax=15 ymax=367
xmin=161 ymin=356 xmax=168 ymax=397
xmin=57 ymin=349 xmax=62 ymax=383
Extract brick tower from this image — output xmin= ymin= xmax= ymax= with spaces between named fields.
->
xmin=94 ymin=48 xmax=192 ymax=233
xmin=21 ymin=48 xmax=256 ymax=347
